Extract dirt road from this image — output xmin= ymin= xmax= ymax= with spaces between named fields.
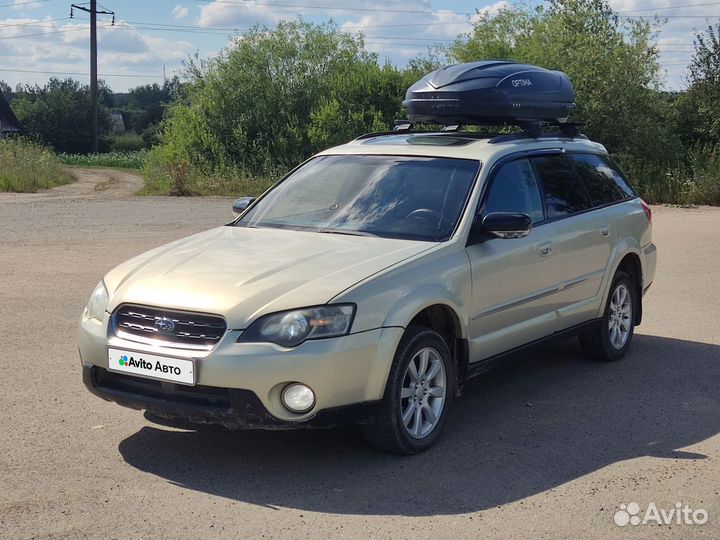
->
xmin=0 ymin=167 xmax=143 ymax=203
xmin=1 ymin=170 xmax=719 ymax=539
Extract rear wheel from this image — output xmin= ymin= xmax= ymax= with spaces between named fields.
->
xmin=579 ymin=271 xmax=636 ymax=361
xmin=364 ymin=326 xmax=454 ymax=454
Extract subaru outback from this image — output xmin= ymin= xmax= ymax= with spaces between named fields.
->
xmin=79 ymin=128 xmax=656 ymax=454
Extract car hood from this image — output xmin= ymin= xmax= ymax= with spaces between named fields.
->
xmin=104 ymin=225 xmax=433 ymax=328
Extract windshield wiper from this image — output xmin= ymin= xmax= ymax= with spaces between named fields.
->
xmin=315 ymin=229 xmax=381 ymax=238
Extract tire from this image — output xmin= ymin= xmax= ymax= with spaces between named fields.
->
xmin=363 ymin=326 xmax=454 ymax=454
xmin=579 ymin=271 xmax=636 ymax=361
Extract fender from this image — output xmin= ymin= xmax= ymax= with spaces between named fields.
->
xmin=382 ymin=283 xmax=469 ymax=340
xmin=595 ymin=236 xmax=642 ymax=319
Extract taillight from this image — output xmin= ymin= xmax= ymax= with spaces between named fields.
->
xmin=640 ymin=199 xmax=652 ymax=223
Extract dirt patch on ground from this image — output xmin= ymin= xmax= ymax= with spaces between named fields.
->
xmin=0 ymin=167 xmax=143 ymax=202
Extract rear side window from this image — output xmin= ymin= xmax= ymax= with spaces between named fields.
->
xmin=531 ymin=155 xmax=592 ymax=219
xmin=484 ymin=158 xmax=544 ymax=223
xmin=571 ymin=153 xmax=635 ymax=206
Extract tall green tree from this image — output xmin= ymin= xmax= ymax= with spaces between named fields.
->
xmin=449 ymin=0 xmax=679 ymax=164
xmin=677 ymin=24 xmax=720 ymax=147
xmin=11 ymin=78 xmax=112 ymax=154
xmin=155 ymin=20 xmax=409 ymax=177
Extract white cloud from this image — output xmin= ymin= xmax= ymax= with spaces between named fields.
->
xmin=197 ymin=0 xmax=282 ymax=28
xmin=0 ymin=18 xmax=193 ymax=90
xmin=172 ymin=4 xmax=190 ymax=20
xmin=11 ymin=0 xmax=42 ymax=10
xmin=608 ymin=0 xmax=713 ymax=89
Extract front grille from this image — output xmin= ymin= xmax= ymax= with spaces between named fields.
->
xmin=113 ymin=304 xmax=227 ymax=350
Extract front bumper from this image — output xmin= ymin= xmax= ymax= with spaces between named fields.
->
xmin=82 ymin=363 xmax=379 ymax=429
xmin=79 ymin=312 xmax=403 ymax=424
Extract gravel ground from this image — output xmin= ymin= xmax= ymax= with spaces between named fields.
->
xmin=1 ymin=170 xmax=719 ymax=539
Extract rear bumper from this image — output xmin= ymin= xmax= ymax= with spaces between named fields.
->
xmin=82 ymin=363 xmax=379 ymax=430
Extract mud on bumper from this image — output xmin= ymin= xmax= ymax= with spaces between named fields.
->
xmin=82 ymin=363 xmax=378 ymax=430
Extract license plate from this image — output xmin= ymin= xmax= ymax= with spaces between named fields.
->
xmin=107 ymin=348 xmax=195 ymax=385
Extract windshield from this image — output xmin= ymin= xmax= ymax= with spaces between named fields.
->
xmin=237 ymin=155 xmax=480 ymax=241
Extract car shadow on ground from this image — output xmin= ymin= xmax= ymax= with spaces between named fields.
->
xmin=118 ymin=334 xmax=720 ymax=516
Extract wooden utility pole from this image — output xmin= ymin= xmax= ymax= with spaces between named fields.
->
xmin=70 ymin=2 xmax=114 ymax=153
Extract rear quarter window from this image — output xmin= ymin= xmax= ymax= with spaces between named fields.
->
xmin=531 ymin=155 xmax=593 ymax=219
xmin=571 ymin=153 xmax=636 ymax=206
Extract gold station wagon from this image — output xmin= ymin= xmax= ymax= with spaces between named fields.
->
xmin=80 ymin=62 xmax=656 ymax=453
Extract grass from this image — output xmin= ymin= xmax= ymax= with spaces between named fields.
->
xmin=59 ymin=150 xmax=148 ymax=169
xmin=0 ymin=137 xmax=73 ymax=192
xmin=142 ymin=151 xmax=279 ymax=196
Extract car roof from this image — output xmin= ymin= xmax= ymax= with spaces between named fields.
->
xmin=318 ymin=131 xmax=608 ymax=164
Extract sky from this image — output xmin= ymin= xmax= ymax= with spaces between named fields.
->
xmin=0 ymin=0 xmax=717 ymax=92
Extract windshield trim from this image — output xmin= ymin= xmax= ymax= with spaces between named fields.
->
xmin=233 ymin=153 xmax=482 ymax=242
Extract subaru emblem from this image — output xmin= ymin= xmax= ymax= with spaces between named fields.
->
xmin=155 ymin=318 xmax=175 ymax=333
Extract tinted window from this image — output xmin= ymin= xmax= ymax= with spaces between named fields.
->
xmin=238 ymin=155 xmax=479 ymax=241
xmin=571 ymin=153 xmax=634 ymax=206
xmin=532 ymin=155 xmax=592 ymax=219
xmin=600 ymin=156 xmax=636 ymax=198
xmin=485 ymin=158 xmax=544 ymax=223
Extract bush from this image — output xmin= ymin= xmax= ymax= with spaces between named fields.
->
xmin=0 ymin=137 xmax=73 ymax=192
xmin=110 ymin=133 xmax=146 ymax=152
xmin=59 ymin=150 xmax=147 ymax=169
xmin=618 ymin=146 xmax=720 ymax=205
xmin=143 ymin=145 xmax=277 ymax=196
xmin=145 ymin=20 xmax=409 ymax=194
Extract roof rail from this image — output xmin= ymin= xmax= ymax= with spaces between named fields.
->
xmin=488 ymin=121 xmax=586 ymax=144
xmin=353 ymin=120 xmax=586 ymax=143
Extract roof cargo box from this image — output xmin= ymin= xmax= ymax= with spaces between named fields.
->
xmin=403 ymin=61 xmax=575 ymax=126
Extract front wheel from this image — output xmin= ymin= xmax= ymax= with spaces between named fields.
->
xmin=363 ymin=326 xmax=454 ymax=454
xmin=579 ymin=271 xmax=636 ymax=361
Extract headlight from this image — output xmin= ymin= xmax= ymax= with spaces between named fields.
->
xmin=86 ymin=280 xmax=108 ymax=322
xmin=239 ymin=304 xmax=355 ymax=347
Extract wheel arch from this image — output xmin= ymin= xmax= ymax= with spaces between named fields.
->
xmin=601 ymin=245 xmax=644 ymax=326
xmin=384 ymin=291 xmax=469 ymax=396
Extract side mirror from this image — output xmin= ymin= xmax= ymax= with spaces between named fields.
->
xmin=481 ymin=212 xmax=532 ymax=239
xmin=232 ymin=197 xmax=255 ymax=217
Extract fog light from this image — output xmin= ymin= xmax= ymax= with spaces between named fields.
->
xmin=282 ymin=383 xmax=315 ymax=413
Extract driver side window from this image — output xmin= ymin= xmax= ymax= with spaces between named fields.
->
xmin=484 ymin=158 xmax=544 ymax=223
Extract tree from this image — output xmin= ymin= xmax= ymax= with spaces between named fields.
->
xmin=154 ymin=20 xmax=409 ymax=177
xmin=11 ymin=78 xmax=112 ymax=154
xmin=115 ymin=77 xmax=183 ymax=134
xmin=449 ymin=0 xmax=680 ymax=164
xmin=677 ymin=24 xmax=720 ymax=147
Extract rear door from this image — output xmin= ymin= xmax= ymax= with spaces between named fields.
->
xmin=529 ymin=153 xmax=614 ymax=329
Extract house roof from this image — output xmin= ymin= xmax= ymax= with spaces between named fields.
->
xmin=0 ymin=93 xmax=21 ymax=133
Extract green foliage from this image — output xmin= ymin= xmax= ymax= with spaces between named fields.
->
xmin=11 ymin=78 xmax=112 ymax=154
xmin=59 ymin=150 xmax=147 ymax=169
xmin=113 ymin=77 xmax=182 ymax=134
xmin=143 ymin=145 xmax=277 ymax=196
xmin=450 ymin=0 xmax=679 ymax=164
xmin=676 ymin=24 xmax=720 ymax=148
xmin=147 ymin=20 xmax=410 ymax=194
xmin=0 ymin=137 xmax=72 ymax=192
xmin=110 ymin=132 xmax=146 ymax=152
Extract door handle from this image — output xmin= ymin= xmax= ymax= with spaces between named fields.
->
xmin=600 ymin=226 xmax=610 ymax=237
xmin=537 ymin=241 xmax=553 ymax=257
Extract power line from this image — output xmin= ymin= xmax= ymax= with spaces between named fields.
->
xmin=0 ymin=17 xmax=70 ymax=28
xmin=618 ymin=14 xmax=720 ymax=18
xmin=190 ymin=0 xmax=473 ymax=16
xmin=0 ymin=67 xmax=162 ymax=77
xmin=0 ymin=24 xmax=104 ymax=40
xmin=0 ymin=0 xmax=54 ymax=8
xmin=98 ymin=23 xmax=459 ymax=42
xmin=191 ymin=0 xmax=720 ymax=19
xmin=617 ymin=1 xmax=720 ymax=12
